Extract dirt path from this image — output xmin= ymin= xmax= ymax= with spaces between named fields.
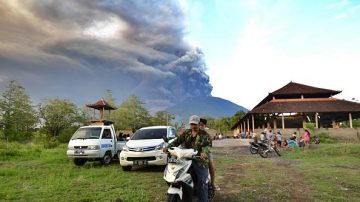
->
xmin=210 ymin=145 xmax=312 ymax=202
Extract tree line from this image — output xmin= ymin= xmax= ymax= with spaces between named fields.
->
xmin=0 ymin=80 xmax=246 ymax=144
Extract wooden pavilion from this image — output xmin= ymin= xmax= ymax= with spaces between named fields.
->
xmin=232 ymin=82 xmax=360 ymax=133
xmin=86 ymin=99 xmax=116 ymax=125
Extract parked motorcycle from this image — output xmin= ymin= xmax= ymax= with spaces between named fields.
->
xmin=258 ymin=141 xmax=281 ymax=158
xmin=249 ymin=141 xmax=261 ymax=154
xmin=163 ymin=147 xmax=215 ymax=202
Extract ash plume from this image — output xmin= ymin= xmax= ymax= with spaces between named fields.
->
xmin=0 ymin=0 xmax=212 ymax=110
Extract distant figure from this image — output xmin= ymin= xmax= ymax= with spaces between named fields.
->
xmin=303 ymin=129 xmax=311 ymax=145
xmin=314 ymin=135 xmax=320 ymax=144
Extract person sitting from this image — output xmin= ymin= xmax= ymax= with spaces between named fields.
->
xmin=288 ymin=136 xmax=297 ymax=148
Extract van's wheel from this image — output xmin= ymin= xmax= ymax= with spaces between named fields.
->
xmin=74 ymin=158 xmax=86 ymax=166
xmin=101 ymin=152 xmax=112 ymax=165
xmin=122 ymin=166 xmax=132 ymax=171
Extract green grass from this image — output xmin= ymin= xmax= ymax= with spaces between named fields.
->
xmin=282 ymin=143 xmax=360 ymax=201
xmin=1 ymin=141 xmax=359 ymax=201
xmin=0 ymin=142 xmax=167 ymax=202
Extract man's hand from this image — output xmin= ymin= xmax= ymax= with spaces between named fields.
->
xmin=200 ymin=152 xmax=206 ymax=160
xmin=163 ymin=147 xmax=168 ymax=153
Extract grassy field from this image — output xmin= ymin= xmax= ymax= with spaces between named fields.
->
xmin=0 ymin=141 xmax=359 ymax=201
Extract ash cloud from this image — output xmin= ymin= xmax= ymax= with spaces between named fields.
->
xmin=0 ymin=0 xmax=212 ymax=110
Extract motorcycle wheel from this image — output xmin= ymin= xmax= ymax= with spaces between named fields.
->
xmin=167 ymin=194 xmax=181 ymax=202
xmin=258 ymin=147 xmax=268 ymax=158
xmin=250 ymin=146 xmax=258 ymax=154
xmin=274 ymin=147 xmax=281 ymax=156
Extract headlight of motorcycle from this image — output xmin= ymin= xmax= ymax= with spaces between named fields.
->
xmin=155 ymin=142 xmax=165 ymax=150
xmin=122 ymin=145 xmax=129 ymax=152
xmin=88 ymin=145 xmax=99 ymax=150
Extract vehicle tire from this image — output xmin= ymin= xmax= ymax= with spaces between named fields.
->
xmin=101 ymin=152 xmax=112 ymax=165
xmin=274 ymin=147 xmax=281 ymax=156
xmin=250 ymin=146 xmax=258 ymax=154
xmin=73 ymin=158 xmax=86 ymax=166
xmin=258 ymin=147 xmax=268 ymax=158
xmin=122 ymin=166 xmax=132 ymax=171
xmin=167 ymin=194 xmax=181 ymax=202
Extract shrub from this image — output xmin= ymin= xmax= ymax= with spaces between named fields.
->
xmin=316 ymin=132 xmax=336 ymax=144
xmin=43 ymin=137 xmax=60 ymax=149
xmin=58 ymin=126 xmax=78 ymax=143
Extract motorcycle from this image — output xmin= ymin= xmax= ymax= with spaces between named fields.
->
xmin=249 ymin=141 xmax=259 ymax=154
xmin=258 ymin=141 xmax=281 ymax=158
xmin=163 ymin=147 xmax=215 ymax=202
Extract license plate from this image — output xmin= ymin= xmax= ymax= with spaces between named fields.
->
xmin=133 ymin=160 xmax=148 ymax=165
xmin=75 ymin=149 xmax=84 ymax=155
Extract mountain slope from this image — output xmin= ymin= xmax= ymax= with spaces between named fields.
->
xmin=166 ymin=96 xmax=248 ymax=122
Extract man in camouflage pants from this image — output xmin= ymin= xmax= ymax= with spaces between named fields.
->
xmin=164 ymin=115 xmax=211 ymax=202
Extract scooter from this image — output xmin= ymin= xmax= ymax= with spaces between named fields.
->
xmin=163 ymin=147 xmax=214 ymax=202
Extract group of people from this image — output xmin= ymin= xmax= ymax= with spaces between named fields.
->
xmin=163 ymin=115 xmax=219 ymax=202
xmin=254 ymin=129 xmax=320 ymax=149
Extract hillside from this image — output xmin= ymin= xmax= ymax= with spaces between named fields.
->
xmin=166 ymin=96 xmax=248 ymax=122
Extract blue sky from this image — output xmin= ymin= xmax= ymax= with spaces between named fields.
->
xmin=184 ymin=0 xmax=360 ymax=109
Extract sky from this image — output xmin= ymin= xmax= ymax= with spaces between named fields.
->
xmin=185 ymin=0 xmax=360 ymax=109
xmin=0 ymin=0 xmax=360 ymax=111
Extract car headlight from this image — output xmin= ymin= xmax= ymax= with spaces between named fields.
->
xmin=68 ymin=145 xmax=74 ymax=150
xmin=88 ymin=145 xmax=99 ymax=150
xmin=155 ymin=142 xmax=165 ymax=150
xmin=122 ymin=145 xmax=129 ymax=152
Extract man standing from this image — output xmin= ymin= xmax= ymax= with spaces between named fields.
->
xmin=199 ymin=118 xmax=220 ymax=191
xmin=164 ymin=115 xmax=211 ymax=202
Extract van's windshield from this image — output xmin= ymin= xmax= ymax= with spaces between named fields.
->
xmin=131 ymin=128 xmax=167 ymax=140
xmin=71 ymin=128 xmax=102 ymax=140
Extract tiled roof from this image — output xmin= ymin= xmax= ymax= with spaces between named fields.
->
xmin=271 ymin=81 xmax=341 ymax=96
xmin=251 ymin=98 xmax=360 ymax=113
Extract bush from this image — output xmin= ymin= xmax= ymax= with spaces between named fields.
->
xmin=43 ymin=137 xmax=60 ymax=149
xmin=58 ymin=126 xmax=78 ymax=143
xmin=316 ymin=132 xmax=336 ymax=144
xmin=32 ymin=131 xmax=48 ymax=144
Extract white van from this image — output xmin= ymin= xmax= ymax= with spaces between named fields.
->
xmin=119 ymin=126 xmax=177 ymax=171
xmin=67 ymin=124 xmax=126 ymax=166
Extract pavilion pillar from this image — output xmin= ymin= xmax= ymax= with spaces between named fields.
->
xmin=247 ymin=118 xmax=250 ymax=132
xmin=273 ymin=119 xmax=277 ymax=129
xmin=315 ymin=113 xmax=318 ymax=128
xmin=281 ymin=113 xmax=285 ymax=129
xmin=243 ymin=122 xmax=246 ymax=132
xmin=349 ymin=113 xmax=353 ymax=128
xmin=240 ymin=124 xmax=242 ymax=132
xmin=251 ymin=115 xmax=255 ymax=132
xmin=332 ymin=118 xmax=336 ymax=128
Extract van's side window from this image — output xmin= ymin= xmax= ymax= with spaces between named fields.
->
xmin=102 ymin=129 xmax=112 ymax=139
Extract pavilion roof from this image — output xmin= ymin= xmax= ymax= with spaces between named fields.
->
xmin=86 ymin=99 xmax=116 ymax=110
xmin=253 ymin=81 xmax=342 ymax=108
xmin=250 ymin=98 xmax=360 ymax=114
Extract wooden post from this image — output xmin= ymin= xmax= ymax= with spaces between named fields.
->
xmin=247 ymin=118 xmax=250 ymax=132
xmin=332 ymin=118 xmax=336 ymax=128
xmin=252 ymin=115 xmax=255 ymax=132
xmin=281 ymin=113 xmax=285 ymax=129
xmin=315 ymin=113 xmax=318 ymax=129
xmin=273 ymin=114 xmax=277 ymax=129
xmin=349 ymin=113 xmax=353 ymax=128
xmin=240 ymin=124 xmax=242 ymax=132
xmin=243 ymin=122 xmax=246 ymax=132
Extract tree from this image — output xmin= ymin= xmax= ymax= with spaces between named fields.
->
xmin=0 ymin=80 xmax=37 ymax=140
xmin=152 ymin=111 xmax=175 ymax=126
xmin=40 ymin=98 xmax=78 ymax=137
xmin=114 ymin=95 xmax=152 ymax=130
xmin=230 ymin=110 xmax=246 ymax=128
xmin=214 ymin=116 xmax=231 ymax=133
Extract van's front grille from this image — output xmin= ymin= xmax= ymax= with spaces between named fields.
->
xmin=74 ymin=146 xmax=88 ymax=149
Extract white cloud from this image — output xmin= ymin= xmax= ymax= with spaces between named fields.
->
xmin=209 ymin=18 xmax=360 ymax=109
